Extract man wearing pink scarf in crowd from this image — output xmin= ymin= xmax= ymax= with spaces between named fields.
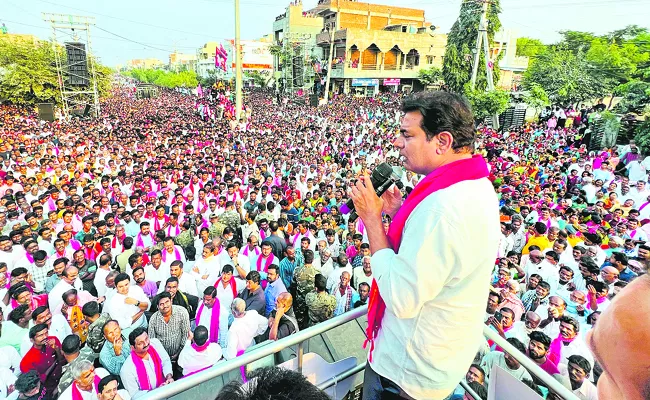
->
xmin=120 ymin=327 xmax=173 ymax=398
xmin=177 ymin=325 xmax=222 ymax=376
xmin=349 ymin=92 xmax=500 ymax=399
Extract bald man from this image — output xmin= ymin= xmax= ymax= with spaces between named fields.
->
xmin=267 ymin=292 xmax=298 ymax=341
xmin=587 ymin=275 xmax=650 ymax=399
xmin=507 ymin=311 xmax=542 ymax=347
xmin=600 ymin=266 xmax=619 ymax=290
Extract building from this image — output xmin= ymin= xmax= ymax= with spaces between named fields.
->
xmin=492 ymin=30 xmax=529 ymax=91
xmin=196 ymin=41 xmax=221 ymax=79
xmin=169 ymin=52 xmax=197 ymax=71
xmin=309 ymin=0 xmax=447 ymax=95
xmin=225 ymin=39 xmax=274 ymax=84
xmin=125 ymin=58 xmax=165 ymax=70
xmin=273 ymin=3 xmax=325 ymax=94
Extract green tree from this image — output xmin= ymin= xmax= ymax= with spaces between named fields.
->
xmin=417 ymin=66 xmax=442 ymax=86
xmin=125 ymin=68 xmax=198 ymax=88
xmin=586 ymin=38 xmax=646 ymax=84
xmin=634 ymin=120 xmax=650 ymax=154
xmin=558 ymin=30 xmax=598 ymax=53
xmin=523 ymin=83 xmax=550 ymax=117
xmin=465 ymin=88 xmax=510 ymax=122
xmin=442 ymin=0 xmax=502 ymax=93
xmin=516 ymin=37 xmax=545 ymax=58
xmin=523 ymin=47 xmax=613 ymax=104
xmin=614 ymin=80 xmax=650 ymax=114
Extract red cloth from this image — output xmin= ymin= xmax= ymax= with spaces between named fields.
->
xmin=20 ymin=337 xmax=63 ymax=395
xmin=364 ymin=155 xmax=490 ymax=362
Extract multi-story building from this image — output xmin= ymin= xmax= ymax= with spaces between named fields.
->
xmin=196 ymin=41 xmax=221 ymax=79
xmin=308 ymin=0 xmax=447 ymax=95
xmin=273 ymin=3 xmax=325 ymax=94
xmin=168 ymin=52 xmax=197 ymax=71
xmin=492 ymin=30 xmax=529 ymax=91
xmin=125 ymin=58 xmax=165 ymax=70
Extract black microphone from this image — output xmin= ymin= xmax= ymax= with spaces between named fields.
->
xmin=341 ymin=162 xmax=404 ymax=221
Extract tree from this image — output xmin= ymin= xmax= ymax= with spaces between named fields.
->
xmin=606 ymin=25 xmax=648 ymax=46
xmin=634 ymin=120 xmax=650 ymax=154
xmin=124 ymin=68 xmax=198 ymax=88
xmin=417 ymin=66 xmax=442 ymax=86
xmin=244 ymin=70 xmax=268 ymax=87
xmin=522 ymin=83 xmax=550 ymax=117
xmin=0 ymin=36 xmax=112 ymax=106
xmin=614 ymin=80 xmax=650 ymax=115
xmin=522 ymin=47 xmax=613 ymax=104
xmin=443 ymin=0 xmax=502 ymax=93
xmin=558 ymin=30 xmax=598 ymax=53
xmin=516 ymin=37 xmax=545 ymax=58
xmin=586 ymin=38 xmax=644 ymax=84
xmin=465 ymin=88 xmax=510 ymax=122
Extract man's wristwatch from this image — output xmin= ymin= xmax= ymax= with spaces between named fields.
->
xmin=136 ymin=301 xmax=141 ymax=307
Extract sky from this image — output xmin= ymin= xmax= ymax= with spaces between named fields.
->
xmin=2 ymin=0 xmax=650 ymax=67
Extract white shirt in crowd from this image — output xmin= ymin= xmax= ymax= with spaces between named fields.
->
xmin=224 ymin=310 xmax=268 ymax=360
xmin=120 ymin=338 xmax=172 ymax=399
xmin=178 ymin=339 xmax=223 ymax=375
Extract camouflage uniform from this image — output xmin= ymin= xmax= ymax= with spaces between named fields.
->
xmin=208 ymin=221 xmax=226 ymax=240
xmin=305 ymin=291 xmax=336 ymax=327
xmin=255 ymin=211 xmax=275 ymax=223
xmin=292 ymin=263 xmax=317 ymax=329
xmin=57 ymin=346 xmax=97 ymax=394
xmin=174 ymin=229 xmax=195 ymax=250
xmin=220 ymin=210 xmax=241 ymax=232
xmin=86 ymin=312 xmax=111 ymax=354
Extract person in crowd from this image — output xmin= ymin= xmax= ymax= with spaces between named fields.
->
xmin=148 ymin=292 xmax=190 ymax=376
xmin=237 ymin=270 xmax=266 ymax=316
xmin=19 ymin=324 xmax=65 ymax=398
xmin=305 ymin=273 xmax=336 ymax=326
xmin=99 ymin=320 xmax=131 ymax=376
xmin=57 ymin=334 xmax=97 ymax=395
xmin=82 ymin=301 xmax=112 ymax=355
xmin=224 ymin=298 xmax=268 ymax=360
xmin=119 ymin=327 xmax=173 ymax=398
xmin=195 ymin=286 xmax=228 ymax=348
xmin=264 ymin=264 xmax=287 ymax=317
xmin=177 ymin=325 xmax=223 ymax=376
xmin=105 ymin=273 xmax=149 ymax=337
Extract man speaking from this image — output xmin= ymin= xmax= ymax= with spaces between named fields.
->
xmin=350 ymin=91 xmax=500 ymax=399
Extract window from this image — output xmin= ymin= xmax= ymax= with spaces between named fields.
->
xmin=426 ymin=55 xmax=434 ymax=64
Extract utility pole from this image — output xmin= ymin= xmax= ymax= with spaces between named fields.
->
xmin=234 ymin=0 xmax=243 ymax=120
xmin=323 ymin=20 xmax=335 ymax=104
xmin=469 ymin=0 xmax=499 ymax=129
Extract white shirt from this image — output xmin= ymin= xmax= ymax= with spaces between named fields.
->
xmin=190 ymin=256 xmax=221 ymax=294
xmin=106 ymin=286 xmax=148 ymax=330
xmin=313 ymin=257 xmax=334 ymax=279
xmin=352 ymin=267 xmax=373 ymax=291
xmin=48 ymin=280 xmax=75 ymax=311
xmin=326 ymin=264 xmax=353 ymax=294
xmin=0 ymin=367 xmax=16 ymax=400
xmin=144 ymin=264 xmax=168 ymax=285
xmin=224 ymin=310 xmax=268 ymax=360
xmin=480 ymin=351 xmax=533 ymax=385
xmin=94 ymin=267 xmax=111 ymax=297
xmin=59 ymin=368 xmax=131 ymax=400
xmin=369 ymin=178 xmax=500 ymax=399
xmin=160 ymin=245 xmax=186 ymax=271
xmin=156 ymin=272 xmax=198 ymax=297
xmin=120 ymin=338 xmax=172 ymax=399
xmin=195 ymin=301 xmax=229 ymax=348
xmin=556 ymin=336 xmax=595 ymax=371
xmin=178 ymin=339 xmax=223 ymax=375
xmin=215 ymin=278 xmax=243 ymax=315
xmin=0 ymin=346 xmax=21 ymax=375
xmin=505 ymin=321 xmax=539 ymax=348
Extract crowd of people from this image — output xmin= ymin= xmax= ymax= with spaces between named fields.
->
xmin=0 ymin=82 xmax=643 ymax=400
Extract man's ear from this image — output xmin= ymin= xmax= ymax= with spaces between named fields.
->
xmin=436 ymin=131 xmax=455 ymax=153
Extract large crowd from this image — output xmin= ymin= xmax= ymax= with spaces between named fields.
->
xmin=0 ymin=82 xmax=640 ymax=400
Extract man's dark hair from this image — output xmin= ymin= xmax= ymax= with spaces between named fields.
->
xmin=246 ymin=270 xmax=261 ymax=284
xmin=14 ymin=370 xmax=41 ymax=395
xmin=194 ymin=325 xmax=209 ymax=347
xmin=9 ymin=304 xmax=30 ymax=324
xmin=215 ymin=366 xmax=330 ymax=400
xmin=62 ymin=334 xmax=81 ymax=355
xmin=157 ymin=291 xmax=172 ymax=305
xmin=128 ymin=326 xmax=148 ymax=346
xmin=114 ymin=273 xmax=130 ymax=286
xmin=538 ymin=281 xmax=551 ymax=291
xmin=222 ymin=264 xmax=235 ymax=275
xmin=123 ymin=236 xmax=134 ymax=250
xmin=534 ymin=222 xmax=548 ymax=235
xmin=82 ymin=301 xmax=101 ymax=318
xmin=568 ymin=354 xmax=592 ymax=375
xmin=29 ymin=323 xmax=48 ymax=339
xmin=98 ymin=374 xmax=120 ymax=393
xmin=303 ymin=249 xmax=314 ymax=264
xmin=314 ymin=273 xmax=327 ymax=291
xmin=267 ymin=264 xmax=279 ymax=274
xmin=506 ymin=337 xmax=526 ymax=354
xmin=400 ymin=91 xmax=476 ymax=152
xmin=467 ymin=381 xmax=488 ymax=399
xmin=529 ymin=330 xmax=552 ymax=350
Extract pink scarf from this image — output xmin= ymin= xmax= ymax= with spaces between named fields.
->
xmin=131 ymin=346 xmax=164 ymax=390
xmin=260 ymin=229 xmax=268 ymax=240
xmin=71 ymin=374 xmax=101 ymax=400
xmin=190 ymin=341 xmax=210 ymax=352
xmin=166 ymin=224 xmax=180 ymax=237
xmin=256 ymin=255 xmax=273 ymax=273
xmin=70 ymin=240 xmax=81 ymax=251
xmin=364 ymin=155 xmax=490 ymax=362
xmin=154 ymin=216 xmax=169 ymax=232
xmin=587 ymin=295 xmax=606 ymax=311
xmin=548 ymin=334 xmax=576 ymax=366
xmin=135 ymin=232 xmax=155 ymax=249
xmin=196 ymin=298 xmax=221 ymax=344
xmin=161 ymin=247 xmax=182 ymax=263
xmin=241 ymin=245 xmax=260 ymax=257
xmin=214 ymin=277 xmax=238 ymax=297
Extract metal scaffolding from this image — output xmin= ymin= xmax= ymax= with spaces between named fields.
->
xmin=42 ymin=13 xmax=100 ymax=119
xmin=281 ymin=32 xmax=317 ymax=96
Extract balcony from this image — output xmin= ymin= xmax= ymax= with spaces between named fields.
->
xmin=316 ymin=29 xmax=347 ymax=45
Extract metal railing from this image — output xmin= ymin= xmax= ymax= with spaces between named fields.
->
xmin=138 ymin=304 xmax=580 ymax=400
xmin=138 ymin=306 xmax=368 ymax=400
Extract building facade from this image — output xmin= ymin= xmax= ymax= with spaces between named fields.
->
xmin=125 ymin=58 xmax=165 ymax=70
xmin=168 ymin=52 xmax=197 ymax=71
xmin=309 ymin=0 xmax=447 ymax=95
xmin=492 ymin=30 xmax=529 ymax=91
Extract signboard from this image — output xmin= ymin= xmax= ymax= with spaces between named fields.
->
xmin=229 ymin=40 xmax=273 ymax=70
xmin=351 ymin=78 xmax=379 ymax=87
xmin=383 ymin=78 xmax=401 ymax=86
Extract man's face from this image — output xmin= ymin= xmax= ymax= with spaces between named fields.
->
xmin=568 ymin=362 xmax=588 ymax=387
xmin=524 ymin=312 xmax=541 ymax=330
xmin=221 ymin=271 xmax=233 ymax=284
xmin=466 ymin=366 xmax=484 ymax=385
xmin=501 ymin=311 xmax=514 ymax=329
xmin=35 ymin=309 xmax=52 ymax=327
xmin=32 ymin=327 xmax=49 ymax=346
xmin=203 ymin=294 xmax=216 ymax=308
xmin=394 ymin=111 xmax=446 ymax=175
xmin=158 ymin=296 xmax=172 ymax=315
xmin=548 ymin=297 xmax=565 ymax=319
xmin=132 ymin=332 xmax=151 ymax=354
xmin=133 ymin=269 xmax=145 ymax=284
xmin=246 ymin=279 xmax=258 ymax=291
xmin=261 ymin=244 xmax=271 ymax=257
xmin=170 ymin=265 xmax=181 ymax=278
xmin=152 ymin=253 xmax=162 ymax=267
xmin=340 ymin=272 xmax=350 ymax=287
xmin=166 ymin=281 xmax=178 ymax=297
xmin=359 ymin=284 xmax=369 ymax=299
xmin=116 ymin=278 xmax=130 ymax=295
xmin=103 ymin=321 xmax=121 ymax=343
xmin=528 ymin=339 xmax=547 ymax=360
xmin=487 ymin=295 xmax=499 ymax=313
xmin=559 ymin=321 xmax=577 ymax=340
xmin=267 ymin=268 xmax=278 ymax=283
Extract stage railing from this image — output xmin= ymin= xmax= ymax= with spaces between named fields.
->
xmin=137 ymin=305 xmax=581 ymax=400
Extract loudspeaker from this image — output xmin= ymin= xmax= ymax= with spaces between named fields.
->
xmin=65 ymin=42 xmax=89 ymax=86
xmin=309 ymin=94 xmax=319 ymax=107
xmin=83 ymin=104 xmax=91 ymax=117
xmin=37 ymin=103 xmax=54 ymax=122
